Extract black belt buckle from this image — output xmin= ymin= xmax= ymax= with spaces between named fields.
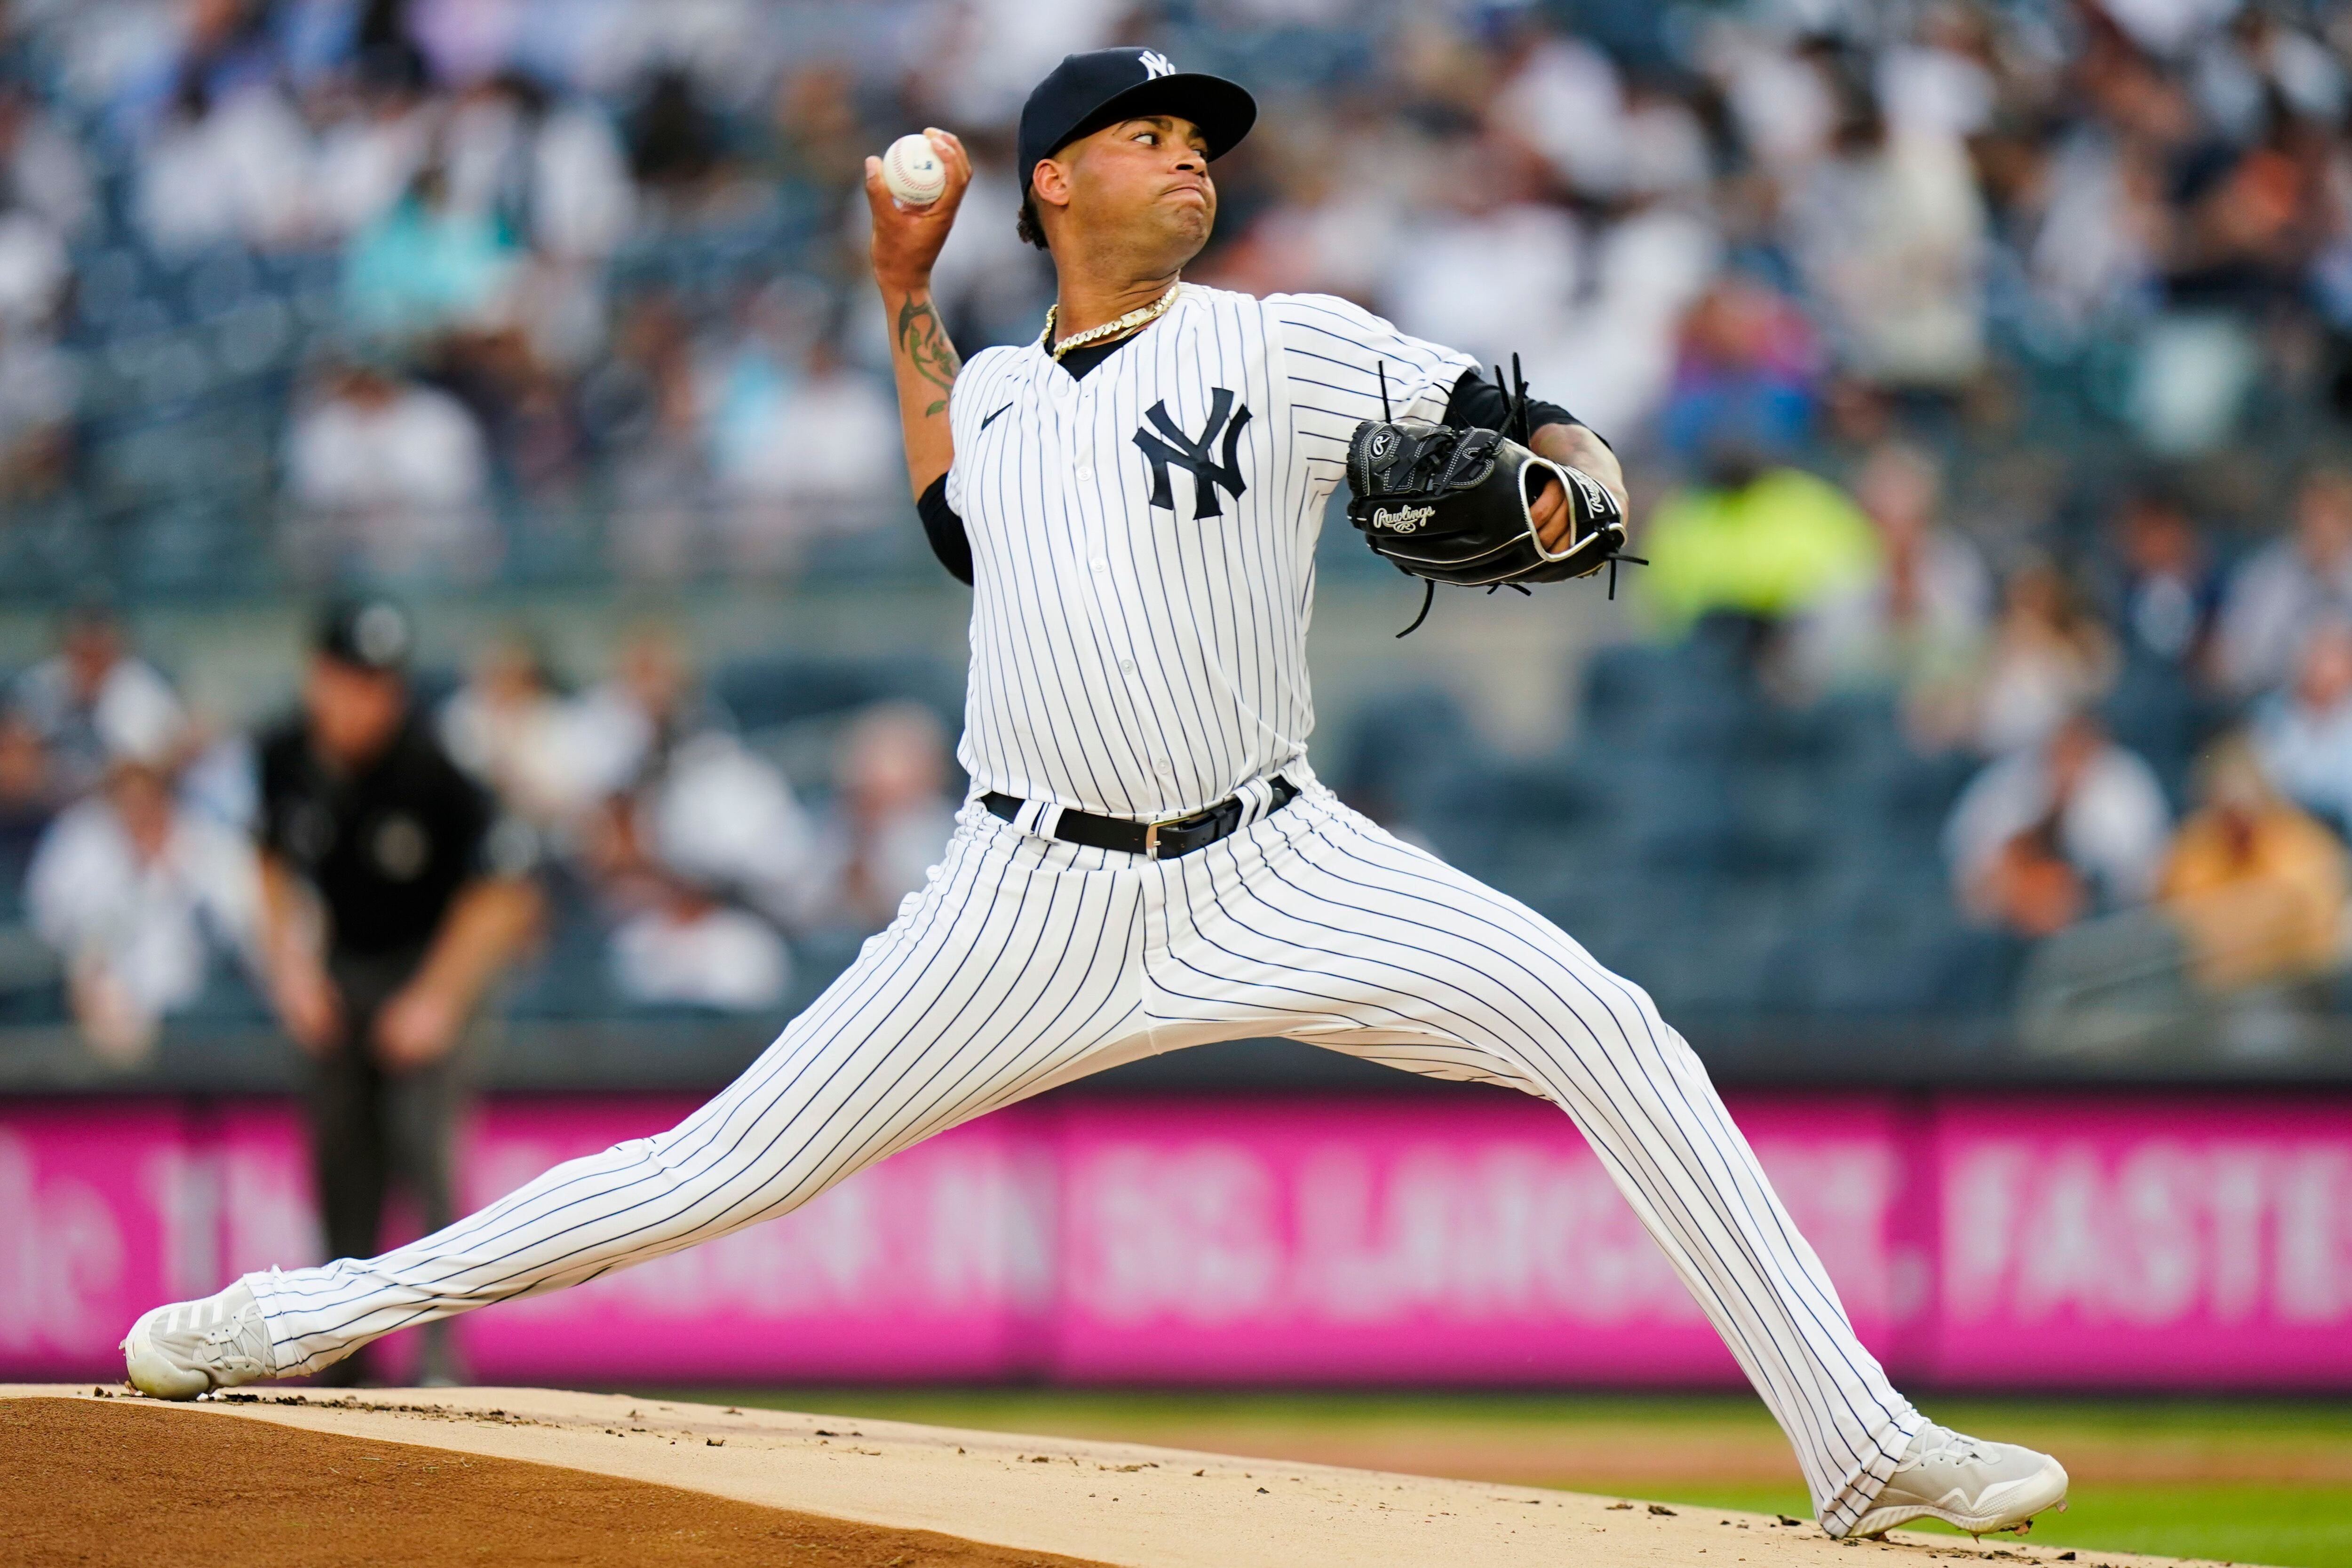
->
xmin=1144 ymin=800 xmax=1223 ymax=860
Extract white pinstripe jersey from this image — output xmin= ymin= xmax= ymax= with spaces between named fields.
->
xmin=943 ymin=284 xmax=1478 ymax=820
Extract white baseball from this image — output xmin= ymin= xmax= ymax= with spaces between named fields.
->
xmin=882 ymin=133 xmax=947 ymax=207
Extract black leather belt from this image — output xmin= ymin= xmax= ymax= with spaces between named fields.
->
xmin=983 ymin=776 xmax=1299 ymax=860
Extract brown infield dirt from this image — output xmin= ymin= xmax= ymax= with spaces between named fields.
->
xmin=4 ymin=1398 xmax=1110 ymax=1568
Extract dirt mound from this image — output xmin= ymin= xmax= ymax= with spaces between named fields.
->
xmin=0 ymin=1385 xmax=2236 ymax=1568
xmin=3 ymin=1397 xmax=1108 ymax=1568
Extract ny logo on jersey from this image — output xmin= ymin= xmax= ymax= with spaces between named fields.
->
xmin=1134 ymin=389 xmax=1251 ymax=518
xmin=1137 ymin=49 xmax=1177 ymax=80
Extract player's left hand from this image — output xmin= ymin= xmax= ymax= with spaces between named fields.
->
xmin=373 ymin=981 xmax=465 ymax=1070
xmin=1531 ymin=421 xmax=1629 ymax=524
xmin=1530 ymin=473 xmax=1572 ymax=555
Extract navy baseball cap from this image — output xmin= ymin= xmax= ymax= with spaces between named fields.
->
xmin=316 ymin=596 xmax=414 ymax=673
xmin=1017 ymin=48 xmax=1256 ymax=194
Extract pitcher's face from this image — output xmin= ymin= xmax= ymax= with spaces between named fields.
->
xmin=1034 ymin=115 xmax=1216 ymax=265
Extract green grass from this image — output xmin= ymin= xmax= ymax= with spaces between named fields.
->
xmin=638 ymin=1389 xmax=2352 ymax=1568
xmin=1635 ymin=1482 xmax=2352 ymax=1568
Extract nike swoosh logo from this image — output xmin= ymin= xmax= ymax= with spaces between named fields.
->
xmin=980 ymin=402 xmax=1014 ymax=431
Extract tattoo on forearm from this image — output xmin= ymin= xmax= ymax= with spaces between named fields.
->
xmin=896 ymin=296 xmax=961 ymax=416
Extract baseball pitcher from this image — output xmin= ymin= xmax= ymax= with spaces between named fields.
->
xmin=125 ymin=49 xmax=2066 ymax=1543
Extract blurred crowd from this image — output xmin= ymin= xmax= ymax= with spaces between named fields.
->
xmin=0 ymin=597 xmax=960 ymax=1061
xmin=0 ymin=0 xmax=2351 ymax=1051
xmin=0 ymin=0 xmax=2349 ymax=576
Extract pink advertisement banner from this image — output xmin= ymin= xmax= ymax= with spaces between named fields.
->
xmin=2 ymin=1090 xmax=2347 ymax=1387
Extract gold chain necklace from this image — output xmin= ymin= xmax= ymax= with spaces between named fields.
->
xmin=1041 ymin=279 xmax=1181 ymax=361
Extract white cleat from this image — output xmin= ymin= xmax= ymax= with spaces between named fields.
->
xmin=120 ymin=1281 xmax=276 ymax=1400
xmin=1839 ymin=1423 xmax=2069 ymax=1540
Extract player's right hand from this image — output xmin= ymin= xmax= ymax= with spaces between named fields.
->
xmin=866 ymin=128 xmax=971 ymax=294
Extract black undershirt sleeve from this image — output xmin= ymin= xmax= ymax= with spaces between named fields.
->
xmin=916 ymin=474 xmax=974 ymax=586
xmin=1442 ymin=367 xmax=1606 ymax=450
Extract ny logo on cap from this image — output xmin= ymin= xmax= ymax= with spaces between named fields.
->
xmin=1137 ymin=49 xmax=1177 ymax=79
xmin=1135 ymin=389 xmax=1250 ymax=518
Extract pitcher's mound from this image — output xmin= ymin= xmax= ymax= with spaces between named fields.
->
xmin=0 ymin=1385 xmax=2227 ymax=1568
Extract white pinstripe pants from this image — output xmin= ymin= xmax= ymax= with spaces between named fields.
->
xmin=246 ymin=778 xmax=1921 ymax=1529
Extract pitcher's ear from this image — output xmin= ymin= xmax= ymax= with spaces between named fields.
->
xmin=1031 ymin=157 xmax=1075 ymax=209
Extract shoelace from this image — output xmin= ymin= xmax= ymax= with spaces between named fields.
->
xmin=197 ymin=1311 xmax=263 ymax=1366
xmin=1916 ymin=1430 xmax=1989 ymax=1467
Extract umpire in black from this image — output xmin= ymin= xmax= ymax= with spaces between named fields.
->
xmin=255 ymin=599 xmax=542 ymax=1385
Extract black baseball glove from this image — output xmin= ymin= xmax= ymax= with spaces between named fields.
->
xmin=1344 ymin=359 xmax=1631 ymax=634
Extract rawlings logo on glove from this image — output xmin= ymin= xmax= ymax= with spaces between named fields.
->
xmin=1367 ymin=503 xmax=1437 ymax=533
